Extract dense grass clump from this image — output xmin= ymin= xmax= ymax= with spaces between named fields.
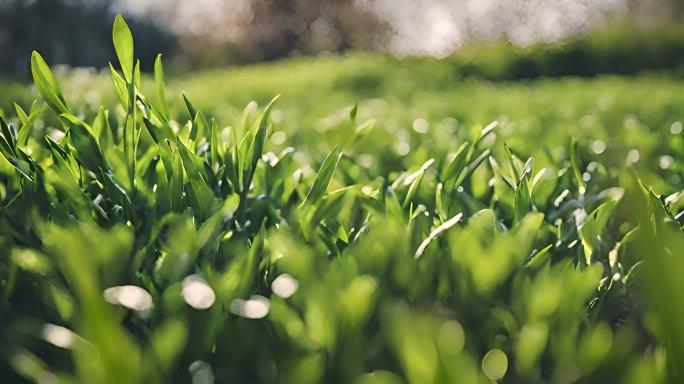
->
xmin=1 ymin=15 xmax=683 ymax=384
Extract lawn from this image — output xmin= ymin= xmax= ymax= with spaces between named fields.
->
xmin=0 ymin=15 xmax=683 ymax=384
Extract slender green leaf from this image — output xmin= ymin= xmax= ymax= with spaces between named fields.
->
xmin=109 ymin=63 xmax=129 ymax=110
xmin=580 ymin=199 xmax=619 ymax=265
xmin=415 ymin=213 xmax=463 ymax=259
xmin=182 ymin=91 xmax=197 ymax=121
xmin=154 ymin=54 xmax=169 ymax=117
xmin=112 ymin=14 xmax=134 ymax=83
xmin=302 ymin=146 xmax=341 ymax=206
xmin=571 ymin=138 xmax=586 ymax=195
xmin=242 ymin=95 xmax=279 ymax=194
xmin=30 ymin=51 xmax=69 ymax=114
xmin=58 ymin=113 xmax=107 ymax=172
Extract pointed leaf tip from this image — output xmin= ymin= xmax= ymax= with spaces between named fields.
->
xmin=30 ymin=51 xmax=69 ymax=114
xmin=112 ymin=14 xmax=134 ymax=83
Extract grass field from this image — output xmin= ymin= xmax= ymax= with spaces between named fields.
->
xmin=1 ymin=15 xmax=683 ymax=383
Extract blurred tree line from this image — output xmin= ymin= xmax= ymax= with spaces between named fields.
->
xmin=113 ymin=0 xmax=388 ymax=69
xmin=0 ymin=0 xmax=174 ymax=74
xmin=0 ymin=0 xmax=386 ymax=74
xmin=0 ymin=0 xmax=682 ymax=76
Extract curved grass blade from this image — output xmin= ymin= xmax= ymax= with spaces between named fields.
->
xmin=580 ymin=199 xmax=619 ymax=265
xmin=109 ymin=63 xmax=129 ymax=110
xmin=242 ymin=95 xmax=280 ymax=194
xmin=440 ymin=142 xmax=469 ymax=183
xmin=525 ymin=244 xmax=553 ymax=269
xmin=403 ymin=158 xmax=435 ymax=208
xmin=301 ymin=146 xmax=341 ymax=207
xmin=31 ymin=51 xmax=69 ymax=115
xmin=415 ymin=213 xmax=463 ymax=259
xmin=182 ymin=91 xmax=197 ymax=121
xmin=473 ymin=121 xmax=498 ymax=148
xmin=58 ymin=114 xmax=108 ymax=173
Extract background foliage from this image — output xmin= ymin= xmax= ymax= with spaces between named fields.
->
xmin=0 ymin=13 xmax=683 ymax=384
xmin=1 ymin=0 xmax=684 ymax=74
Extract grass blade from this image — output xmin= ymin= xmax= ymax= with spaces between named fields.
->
xmin=30 ymin=51 xmax=69 ymax=115
xmin=571 ymin=138 xmax=586 ymax=195
xmin=302 ymin=146 xmax=342 ymax=206
xmin=415 ymin=213 xmax=463 ymax=259
xmin=112 ymin=14 xmax=134 ymax=83
xmin=154 ymin=54 xmax=169 ymax=118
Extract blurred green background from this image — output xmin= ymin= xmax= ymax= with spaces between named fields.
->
xmin=0 ymin=0 xmax=683 ymax=74
xmin=1 ymin=1 xmax=684 ymax=384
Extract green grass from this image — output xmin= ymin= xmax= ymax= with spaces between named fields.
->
xmin=1 ymin=15 xmax=683 ymax=384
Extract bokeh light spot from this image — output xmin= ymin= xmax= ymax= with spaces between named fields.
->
xmin=189 ymin=360 xmax=215 ymax=384
xmin=103 ymin=285 xmax=153 ymax=312
xmin=42 ymin=324 xmax=76 ymax=349
xmin=482 ymin=348 xmax=508 ymax=381
xmin=230 ymin=295 xmax=271 ymax=319
xmin=271 ymin=273 xmax=299 ymax=299
xmin=182 ymin=275 xmax=216 ymax=310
